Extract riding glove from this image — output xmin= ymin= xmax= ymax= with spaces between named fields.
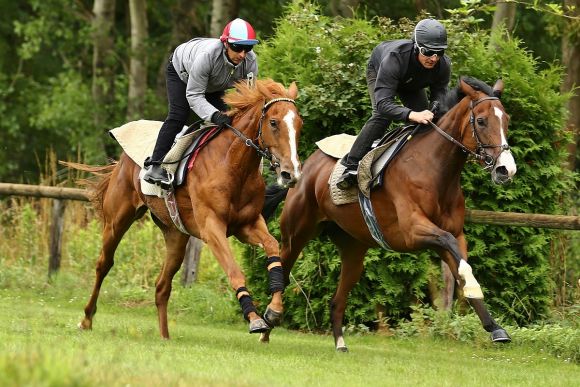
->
xmin=211 ymin=111 xmax=232 ymax=128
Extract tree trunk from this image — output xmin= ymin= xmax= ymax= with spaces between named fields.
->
xmin=562 ymin=0 xmax=579 ymax=171
xmin=127 ymin=0 xmax=148 ymax=121
xmin=210 ymin=0 xmax=239 ymax=38
xmin=329 ymin=0 xmax=361 ymax=17
xmin=156 ymin=0 xmax=204 ymax=100
xmin=181 ymin=237 xmax=204 ymax=286
xmin=491 ymin=1 xmax=517 ymax=34
xmin=92 ymin=0 xmax=117 ymax=157
xmin=48 ymin=200 xmax=66 ymax=277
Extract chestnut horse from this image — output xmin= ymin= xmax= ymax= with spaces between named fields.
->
xmin=70 ymin=79 xmax=302 ymax=338
xmin=263 ymin=77 xmax=517 ymax=351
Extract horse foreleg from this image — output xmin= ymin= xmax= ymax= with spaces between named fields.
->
xmin=201 ymin=215 xmax=268 ymax=334
xmin=329 ymin=232 xmax=368 ymax=352
xmin=438 ymin=236 xmax=510 ymax=342
xmin=237 ymin=219 xmax=284 ymax=328
xmin=155 ymin=230 xmax=189 ymax=339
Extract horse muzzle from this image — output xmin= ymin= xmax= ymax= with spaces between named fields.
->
xmin=491 ymin=151 xmax=517 ymax=185
xmin=278 ymin=169 xmax=301 ymax=188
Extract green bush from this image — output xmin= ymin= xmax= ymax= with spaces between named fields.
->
xmin=243 ymin=0 xmax=576 ymax=330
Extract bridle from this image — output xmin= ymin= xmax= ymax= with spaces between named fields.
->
xmin=428 ymin=96 xmax=510 ymax=170
xmin=226 ymin=97 xmax=296 ymax=171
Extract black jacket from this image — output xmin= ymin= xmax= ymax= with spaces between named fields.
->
xmin=369 ymin=39 xmax=451 ymax=121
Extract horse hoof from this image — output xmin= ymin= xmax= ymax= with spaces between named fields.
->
xmin=263 ymin=306 xmax=283 ymax=327
xmin=78 ymin=320 xmax=91 ymax=330
xmin=259 ymin=331 xmax=271 ymax=343
xmin=491 ymin=328 xmax=511 ymax=343
xmin=336 ymin=346 xmax=349 ymax=353
xmin=249 ymin=318 xmax=270 ymax=334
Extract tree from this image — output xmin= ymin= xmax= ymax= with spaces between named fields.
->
xmin=561 ymin=0 xmax=579 ymax=171
xmin=210 ymin=0 xmax=240 ymax=38
xmin=127 ymin=0 xmax=148 ymax=121
xmin=92 ymin=0 xmax=117 ymax=156
xmin=492 ymin=0 xmax=517 ymax=34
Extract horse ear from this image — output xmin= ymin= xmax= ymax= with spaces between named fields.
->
xmin=459 ymin=77 xmax=478 ymax=100
xmin=288 ymin=81 xmax=299 ymax=100
xmin=492 ymin=79 xmax=504 ymax=98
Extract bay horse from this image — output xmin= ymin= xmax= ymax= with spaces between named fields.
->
xmin=262 ymin=77 xmax=517 ymax=351
xmin=69 ymin=79 xmax=302 ymax=338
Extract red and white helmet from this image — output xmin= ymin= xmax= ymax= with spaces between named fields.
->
xmin=220 ymin=18 xmax=259 ymax=45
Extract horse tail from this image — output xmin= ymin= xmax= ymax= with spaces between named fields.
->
xmin=59 ymin=160 xmax=117 ymax=219
xmin=262 ymin=184 xmax=289 ymax=221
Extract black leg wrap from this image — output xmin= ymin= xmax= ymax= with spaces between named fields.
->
xmin=236 ymin=287 xmax=257 ymax=322
xmin=266 ymin=256 xmax=285 ymax=294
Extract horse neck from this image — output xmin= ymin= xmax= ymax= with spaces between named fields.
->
xmin=416 ymin=98 xmax=472 ymax=179
xmin=224 ymin=109 xmax=263 ymax=173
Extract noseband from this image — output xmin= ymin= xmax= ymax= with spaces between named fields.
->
xmin=429 ymin=96 xmax=510 ymax=170
xmin=226 ymin=97 xmax=296 ymax=171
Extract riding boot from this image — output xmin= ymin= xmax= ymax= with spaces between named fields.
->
xmin=143 ymin=162 xmax=171 ymax=189
xmin=337 ymin=119 xmax=387 ymax=190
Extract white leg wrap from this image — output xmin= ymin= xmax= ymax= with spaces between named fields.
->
xmin=336 ymin=336 xmax=347 ymax=351
xmin=458 ymin=260 xmax=484 ymax=299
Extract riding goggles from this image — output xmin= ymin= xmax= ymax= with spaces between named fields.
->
xmin=416 ymin=44 xmax=444 ymax=58
xmin=229 ymin=43 xmax=253 ymax=53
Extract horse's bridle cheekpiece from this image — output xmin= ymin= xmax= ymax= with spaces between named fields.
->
xmin=226 ymin=97 xmax=296 ymax=171
xmin=428 ymin=96 xmax=510 ymax=170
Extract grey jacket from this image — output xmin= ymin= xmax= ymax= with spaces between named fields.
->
xmin=171 ymin=38 xmax=258 ymax=121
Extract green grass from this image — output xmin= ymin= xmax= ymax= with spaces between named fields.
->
xmin=1 ymin=284 xmax=577 ymax=387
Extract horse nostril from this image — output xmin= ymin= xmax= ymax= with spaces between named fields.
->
xmin=281 ymin=171 xmax=292 ymax=181
xmin=496 ymin=166 xmax=508 ymax=177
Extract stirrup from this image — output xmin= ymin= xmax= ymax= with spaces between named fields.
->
xmin=336 ymin=170 xmax=357 ymax=190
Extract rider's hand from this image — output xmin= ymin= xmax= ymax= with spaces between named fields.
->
xmin=408 ymin=110 xmax=434 ymax=124
xmin=211 ymin=111 xmax=232 ymax=128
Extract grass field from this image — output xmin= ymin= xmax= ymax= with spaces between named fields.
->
xmin=1 ymin=281 xmax=577 ymax=387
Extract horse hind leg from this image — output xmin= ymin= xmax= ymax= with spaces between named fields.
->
xmin=79 ymin=166 xmax=146 ymax=331
xmin=328 ymin=228 xmax=368 ymax=352
xmin=155 ymin=230 xmax=189 ymax=339
xmin=80 ymin=211 xmax=140 ymax=330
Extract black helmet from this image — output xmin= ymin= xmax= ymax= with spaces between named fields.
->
xmin=413 ymin=19 xmax=447 ymax=50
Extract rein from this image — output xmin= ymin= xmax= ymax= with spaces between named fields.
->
xmin=428 ymin=96 xmax=509 ymax=170
xmin=226 ymin=97 xmax=296 ymax=171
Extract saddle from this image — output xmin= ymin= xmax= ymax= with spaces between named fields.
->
xmin=109 ymin=120 xmax=221 ymax=198
xmin=317 ymin=124 xmax=425 ymax=205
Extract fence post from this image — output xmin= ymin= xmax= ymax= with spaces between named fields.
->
xmin=48 ymin=199 xmax=66 ymax=277
xmin=181 ymin=237 xmax=203 ymax=286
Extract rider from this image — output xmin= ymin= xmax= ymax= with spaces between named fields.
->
xmin=144 ymin=18 xmax=260 ymax=188
xmin=336 ymin=18 xmax=451 ymax=190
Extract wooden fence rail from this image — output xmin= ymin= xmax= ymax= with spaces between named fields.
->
xmin=1 ymin=182 xmax=578 ymax=278
xmin=2 ymin=183 xmax=578 ymax=230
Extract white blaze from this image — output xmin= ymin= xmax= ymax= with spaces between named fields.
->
xmin=493 ymin=107 xmax=517 ymax=178
xmin=283 ymin=110 xmax=301 ymax=179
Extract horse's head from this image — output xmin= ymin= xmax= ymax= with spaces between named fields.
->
xmin=257 ymin=81 xmax=303 ymax=188
xmin=225 ymin=80 xmax=303 ymax=188
xmin=459 ymin=78 xmax=517 ymax=185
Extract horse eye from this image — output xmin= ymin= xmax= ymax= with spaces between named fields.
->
xmin=269 ymin=119 xmax=278 ymax=128
xmin=477 ymin=117 xmax=485 ymax=126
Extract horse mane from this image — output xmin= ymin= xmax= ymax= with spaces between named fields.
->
xmin=438 ymin=76 xmax=495 ymax=117
xmin=224 ymin=79 xmax=292 ymax=115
